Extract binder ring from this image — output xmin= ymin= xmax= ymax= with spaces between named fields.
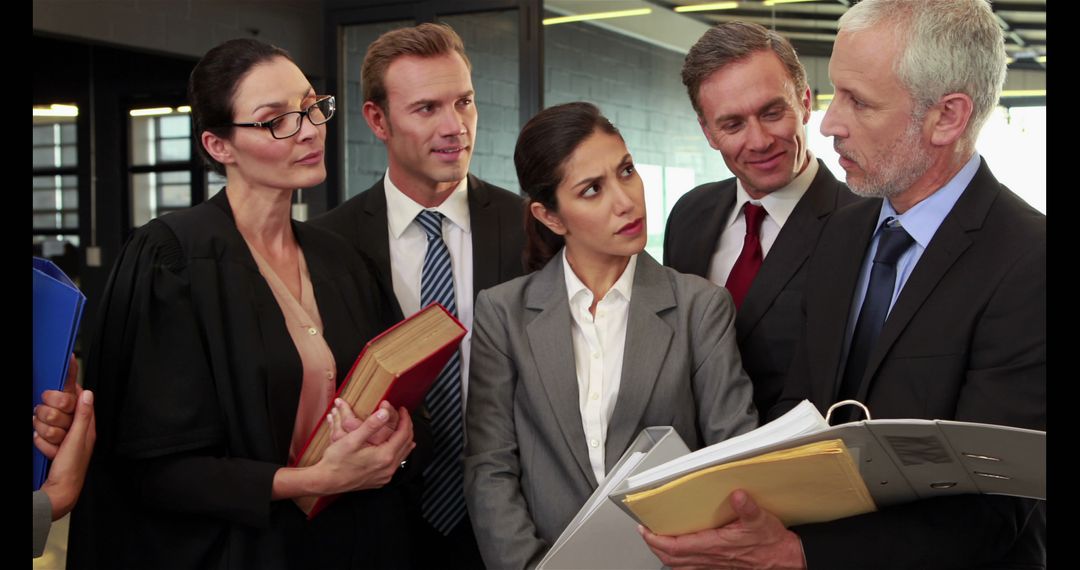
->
xmin=826 ymin=400 xmax=872 ymax=424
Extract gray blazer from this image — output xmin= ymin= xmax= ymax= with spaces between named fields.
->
xmin=464 ymin=251 xmax=757 ymax=570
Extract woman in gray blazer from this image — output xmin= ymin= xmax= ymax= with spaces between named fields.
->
xmin=464 ymin=102 xmax=758 ymax=569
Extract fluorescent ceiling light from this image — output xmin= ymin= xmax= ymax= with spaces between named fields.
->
xmin=32 ymin=104 xmax=79 ymax=117
xmin=675 ymin=2 xmax=738 ymax=12
xmin=129 ymin=107 xmax=175 ymax=117
xmin=1035 ymin=55 xmax=1046 ymax=63
xmin=543 ymin=8 xmax=652 ymax=25
xmin=1001 ymin=89 xmax=1046 ymax=97
xmin=764 ymin=0 xmax=818 ymax=5
xmin=815 ymin=90 xmax=1045 ymax=102
xmin=176 ymin=105 xmax=192 ymax=113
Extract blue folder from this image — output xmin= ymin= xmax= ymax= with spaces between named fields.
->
xmin=33 ymin=257 xmax=86 ymax=490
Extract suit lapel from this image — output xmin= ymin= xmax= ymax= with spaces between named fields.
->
xmin=686 ymin=182 xmax=735 ymax=278
xmin=359 ymin=179 xmax=401 ymax=316
xmin=523 ymin=255 xmax=597 ymax=486
xmin=604 ymin=255 xmax=676 ymax=471
xmin=737 ymin=163 xmax=842 ymax=341
xmin=856 ymin=162 xmax=997 ymax=401
xmin=467 ymin=175 xmax=503 ymax=299
xmin=816 ymin=201 xmax=881 ymax=404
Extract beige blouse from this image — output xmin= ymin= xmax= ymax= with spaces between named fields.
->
xmin=242 ymin=238 xmax=338 ymax=464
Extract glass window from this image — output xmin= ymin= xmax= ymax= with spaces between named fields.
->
xmin=341 ymin=20 xmax=416 ymax=200
xmin=32 ymin=111 xmax=80 ymax=258
xmin=807 ymin=104 xmax=1047 ymax=215
xmin=131 ymin=171 xmax=192 ymax=227
xmin=32 ymin=118 xmax=78 ymax=169
xmin=128 ymin=109 xmax=199 ymax=227
xmin=976 ymin=105 xmax=1046 ymax=214
xmin=439 ymin=11 xmax=521 ymax=194
xmin=543 ymin=14 xmax=731 ymax=260
xmin=206 ymin=170 xmax=226 ymax=199
xmin=130 ymin=113 xmax=192 ymax=166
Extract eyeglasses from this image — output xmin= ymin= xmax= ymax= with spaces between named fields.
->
xmin=230 ymin=95 xmax=336 ymax=139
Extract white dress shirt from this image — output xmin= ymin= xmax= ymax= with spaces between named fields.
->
xmin=384 ymin=172 xmax=475 ymax=401
xmin=708 ymin=154 xmax=819 ymax=286
xmin=562 ymin=251 xmax=637 ymax=483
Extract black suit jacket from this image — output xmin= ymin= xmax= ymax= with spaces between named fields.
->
xmin=664 ymin=160 xmax=859 ymax=414
xmin=311 ymin=174 xmax=526 ymax=320
xmin=778 ymin=158 xmax=1046 ymax=568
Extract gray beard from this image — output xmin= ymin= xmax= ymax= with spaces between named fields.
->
xmin=844 ymin=117 xmax=933 ymax=200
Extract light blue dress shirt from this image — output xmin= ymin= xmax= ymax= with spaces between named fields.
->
xmin=841 ymin=153 xmax=983 ymax=363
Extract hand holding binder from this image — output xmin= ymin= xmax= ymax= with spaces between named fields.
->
xmin=32 ymin=354 xmax=79 ymax=458
xmin=33 ymin=257 xmax=86 ymax=491
xmin=637 ymin=489 xmax=807 ymax=570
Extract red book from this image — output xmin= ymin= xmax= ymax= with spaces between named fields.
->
xmin=290 ymin=302 xmax=466 ymax=518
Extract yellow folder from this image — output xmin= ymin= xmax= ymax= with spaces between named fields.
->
xmin=621 ymin=439 xmax=876 ymax=535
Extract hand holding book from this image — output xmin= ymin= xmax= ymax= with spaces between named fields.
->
xmin=272 ymin=406 xmax=415 ymax=503
xmin=327 ymin=398 xmax=400 ymax=447
xmin=317 ymin=405 xmax=416 ymax=493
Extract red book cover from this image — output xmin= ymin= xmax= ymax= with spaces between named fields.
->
xmin=290 ymin=302 xmax=466 ymax=518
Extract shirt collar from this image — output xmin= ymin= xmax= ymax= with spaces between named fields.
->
xmin=562 ymin=249 xmax=637 ymax=307
xmin=732 ymin=151 xmax=818 ymax=228
xmin=384 ymin=170 xmax=471 ymax=238
xmin=875 ymin=153 xmax=980 ymax=248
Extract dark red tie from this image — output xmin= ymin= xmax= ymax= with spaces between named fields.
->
xmin=725 ymin=203 xmax=767 ymax=309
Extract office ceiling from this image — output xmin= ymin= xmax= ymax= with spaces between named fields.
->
xmin=649 ymin=0 xmax=1046 ymax=69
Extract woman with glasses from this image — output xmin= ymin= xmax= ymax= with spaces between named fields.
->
xmin=65 ymin=39 xmax=418 ymax=569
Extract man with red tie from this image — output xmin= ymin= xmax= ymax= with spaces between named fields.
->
xmin=663 ymin=21 xmax=859 ymax=415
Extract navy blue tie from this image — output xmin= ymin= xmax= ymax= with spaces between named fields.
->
xmin=836 ymin=218 xmax=914 ymax=421
xmin=415 ymin=210 xmax=467 ymax=535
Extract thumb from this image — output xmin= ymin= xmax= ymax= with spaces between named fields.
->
xmin=731 ymin=489 xmax=762 ymax=524
xmin=63 ymin=354 xmax=79 ymax=393
xmin=67 ymin=389 xmax=95 ymax=442
xmin=342 ymin=407 xmax=391 ymax=444
xmin=341 ymin=417 xmax=363 ymax=432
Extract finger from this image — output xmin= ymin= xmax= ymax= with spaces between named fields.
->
xmin=64 ymin=354 xmax=79 ymax=392
xmin=730 ymin=489 xmax=762 ymax=525
xmin=64 ymin=389 xmax=95 ymax=448
xmin=638 ymin=526 xmax=682 ymax=567
xmin=84 ymin=392 xmax=97 ymax=450
xmin=328 ymin=408 xmax=347 ymax=443
xmin=35 ymin=402 xmax=75 ymax=431
xmin=33 ymin=417 xmax=68 ymax=446
xmin=334 ymin=398 xmax=360 ymax=423
xmin=40 ymin=390 xmax=77 ymax=415
xmin=364 ymin=423 xmax=394 ymax=446
xmin=382 ymin=408 xmax=414 ymax=453
xmin=393 ymin=407 xmax=413 ymax=440
xmin=33 ymin=431 xmax=60 ymax=459
xmin=379 ymin=401 xmax=400 ymax=430
xmin=341 ymin=406 xmax=391 ymax=446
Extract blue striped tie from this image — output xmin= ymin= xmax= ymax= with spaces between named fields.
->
xmin=415 ymin=210 xmax=467 ymax=535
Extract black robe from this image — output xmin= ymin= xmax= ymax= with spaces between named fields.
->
xmin=68 ymin=190 xmax=417 ymax=569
